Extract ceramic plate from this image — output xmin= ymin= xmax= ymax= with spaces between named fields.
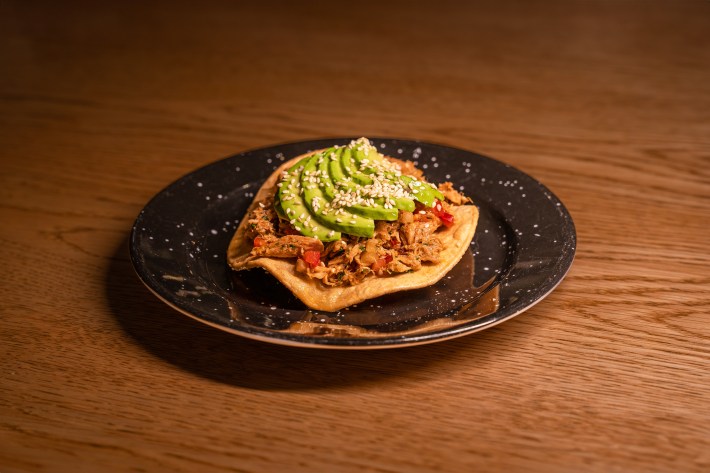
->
xmin=130 ymin=138 xmax=575 ymax=349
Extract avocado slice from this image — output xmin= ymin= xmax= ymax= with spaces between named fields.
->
xmin=340 ymin=147 xmax=374 ymax=186
xmin=317 ymin=147 xmax=339 ymax=200
xmin=301 ymin=153 xmax=375 ymax=238
xmin=276 ymin=156 xmax=342 ymax=242
xmin=329 ymin=148 xmax=399 ymax=221
xmin=400 ymin=175 xmax=445 ymax=207
xmin=349 ymin=146 xmax=417 ymax=212
xmin=352 ymin=145 xmax=443 ymax=208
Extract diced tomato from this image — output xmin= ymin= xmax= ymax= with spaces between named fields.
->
xmin=438 ymin=212 xmax=455 ymax=227
xmin=431 ymin=199 xmax=455 ymax=227
xmin=389 ymin=238 xmax=400 ymax=248
xmin=371 ymin=254 xmax=393 ymax=272
xmin=253 ymin=236 xmax=265 ymax=247
xmin=301 ymin=250 xmax=321 ymax=269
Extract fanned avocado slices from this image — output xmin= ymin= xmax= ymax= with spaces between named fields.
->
xmin=329 ymin=148 xmax=400 ymax=221
xmin=351 ymin=144 xmax=444 ymax=208
xmin=276 ymin=156 xmax=342 ymax=242
xmin=300 ymin=151 xmax=374 ymax=238
xmin=275 ymin=140 xmax=445 ymax=241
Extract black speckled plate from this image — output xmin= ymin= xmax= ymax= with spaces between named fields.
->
xmin=130 ymin=138 xmax=575 ymax=349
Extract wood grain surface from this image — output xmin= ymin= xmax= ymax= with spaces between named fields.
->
xmin=1 ymin=1 xmax=708 ymax=472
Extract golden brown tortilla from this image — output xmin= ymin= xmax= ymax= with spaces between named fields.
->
xmin=227 ymin=152 xmax=479 ymax=312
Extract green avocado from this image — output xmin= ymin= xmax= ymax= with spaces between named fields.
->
xmin=350 ymin=146 xmax=417 ymax=212
xmin=301 ymin=152 xmax=374 ymax=238
xmin=274 ymin=140 xmax=446 ymax=241
xmin=276 ymin=156 xmax=342 ymax=242
xmin=354 ymin=146 xmax=443 ymax=208
xmin=329 ymin=148 xmax=399 ymax=221
xmin=317 ymin=147 xmax=339 ymax=200
xmin=340 ymin=147 xmax=373 ymax=186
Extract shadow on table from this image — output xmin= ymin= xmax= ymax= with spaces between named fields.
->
xmin=106 ymin=236 xmax=538 ymax=391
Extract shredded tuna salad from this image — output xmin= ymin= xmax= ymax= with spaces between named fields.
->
xmin=243 ymin=158 xmax=471 ymax=287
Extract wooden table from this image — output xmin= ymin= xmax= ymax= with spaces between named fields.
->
xmin=2 ymin=1 xmax=708 ymax=472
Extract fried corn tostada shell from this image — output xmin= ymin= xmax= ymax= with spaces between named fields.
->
xmin=227 ymin=151 xmax=479 ymax=312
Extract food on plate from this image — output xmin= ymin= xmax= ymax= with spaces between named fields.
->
xmin=227 ymin=138 xmax=479 ymax=311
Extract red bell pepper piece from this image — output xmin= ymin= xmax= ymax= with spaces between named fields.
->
xmin=371 ymin=254 xmax=393 ymax=272
xmin=432 ymin=199 xmax=455 ymax=227
xmin=301 ymin=250 xmax=321 ymax=269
